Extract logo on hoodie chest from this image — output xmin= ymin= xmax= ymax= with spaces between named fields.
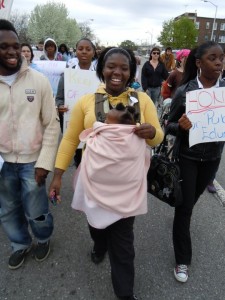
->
xmin=25 ymin=89 xmax=36 ymax=102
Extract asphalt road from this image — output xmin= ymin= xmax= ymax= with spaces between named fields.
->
xmin=1 ymin=150 xmax=225 ymax=300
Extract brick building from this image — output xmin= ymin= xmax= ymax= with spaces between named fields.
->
xmin=175 ymin=12 xmax=225 ymax=48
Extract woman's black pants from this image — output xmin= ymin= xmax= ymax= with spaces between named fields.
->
xmin=88 ymin=217 xmax=135 ymax=298
xmin=173 ymin=156 xmax=221 ymax=265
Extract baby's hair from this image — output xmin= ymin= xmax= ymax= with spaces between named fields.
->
xmin=114 ymin=103 xmax=139 ymax=125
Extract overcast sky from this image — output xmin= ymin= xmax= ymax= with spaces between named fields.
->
xmin=12 ymin=0 xmax=224 ymax=46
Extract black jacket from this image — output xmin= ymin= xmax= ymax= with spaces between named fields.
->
xmin=167 ymin=78 xmax=225 ymax=161
xmin=141 ymin=61 xmax=168 ymax=90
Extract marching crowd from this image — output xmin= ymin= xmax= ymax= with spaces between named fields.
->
xmin=0 ymin=18 xmax=225 ymax=300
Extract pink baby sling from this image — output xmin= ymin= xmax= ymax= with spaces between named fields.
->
xmin=72 ymin=122 xmax=151 ymax=228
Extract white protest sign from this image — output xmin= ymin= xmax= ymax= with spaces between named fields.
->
xmin=0 ymin=0 xmax=14 ymax=19
xmin=33 ymin=50 xmax=44 ymax=61
xmin=186 ymin=87 xmax=225 ymax=147
xmin=64 ymin=68 xmax=100 ymax=131
xmin=34 ymin=61 xmax=66 ymax=96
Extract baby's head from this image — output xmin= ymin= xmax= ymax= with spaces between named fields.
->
xmin=105 ymin=103 xmax=139 ymax=125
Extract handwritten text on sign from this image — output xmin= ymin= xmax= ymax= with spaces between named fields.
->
xmin=64 ymin=68 xmax=100 ymax=131
xmin=186 ymin=87 xmax=225 ymax=147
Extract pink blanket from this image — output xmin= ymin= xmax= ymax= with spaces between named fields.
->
xmin=72 ymin=122 xmax=150 ymax=225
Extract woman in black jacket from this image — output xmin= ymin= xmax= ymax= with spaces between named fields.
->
xmin=167 ymin=41 xmax=225 ymax=283
xmin=141 ymin=47 xmax=168 ymax=105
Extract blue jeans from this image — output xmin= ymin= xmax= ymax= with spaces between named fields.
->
xmin=147 ymin=86 xmax=161 ymax=104
xmin=0 ymin=162 xmax=53 ymax=252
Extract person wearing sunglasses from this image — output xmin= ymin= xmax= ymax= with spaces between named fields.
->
xmin=141 ymin=47 xmax=169 ymax=105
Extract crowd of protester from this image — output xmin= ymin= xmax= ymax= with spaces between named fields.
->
xmin=0 ymin=17 xmax=225 ymax=300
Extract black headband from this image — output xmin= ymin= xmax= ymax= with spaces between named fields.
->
xmin=103 ymin=47 xmax=131 ymax=62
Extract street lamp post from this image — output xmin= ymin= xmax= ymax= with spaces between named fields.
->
xmin=145 ymin=31 xmax=153 ymax=47
xmin=202 ymin=0 xmax=218 ymax=41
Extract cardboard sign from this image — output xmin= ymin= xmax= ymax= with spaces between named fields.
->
xmin=34 ymin=61 xmax=67 ymax=96
xmin=64 ymin=68 xmax=100 ymax=131
xmin=186 ymin=87 xmax=225 ymax=147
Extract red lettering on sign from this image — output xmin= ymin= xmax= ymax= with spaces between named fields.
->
xmin=0 ymin=0 xmax=5 ymax=9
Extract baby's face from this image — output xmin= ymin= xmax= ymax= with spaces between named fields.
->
xmin=105 ymin=109 xmax=135 ymax=125
xmin=105 ymin=110 xmax=122 ymax=124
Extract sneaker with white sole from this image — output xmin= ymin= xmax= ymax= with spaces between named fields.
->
xmin=8 ymin=246 xmax=32 ymax=270
xmin=174 ymin=264 xmax=188 ymax=283
xmin=34 ymin=241 xmax=50 ymax=262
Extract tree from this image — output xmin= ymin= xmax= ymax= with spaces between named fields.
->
xmin=158 ymin=19 xmax=175 ymax=48
xmin=119 ymin=40 xmax=137 ymax=51
xmin=28 ymin=2 xmax=81 ymax=47
xmin=158 ymin=17 xmax=198 ymax=49
xmin=78 ymin=21 xmax=95 ymax=41
xmin=10 ymin=10 xmax=31 ymax=43
xmin=173 ymin=17 xmax=198 ymax=49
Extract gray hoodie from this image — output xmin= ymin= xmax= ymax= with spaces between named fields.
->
xmin=40 ymin=38 xmax=65 ymax=61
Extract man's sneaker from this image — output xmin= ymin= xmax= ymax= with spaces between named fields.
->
xmin=91 ymin=249 xmax=105 ymax=264
xmin=174 ymin=264 xmax=188 ymax=283
xmin=8 ymin=247 xmax=31 ymax=270
xmin=35 ymin=241 xmax=50 ymax=262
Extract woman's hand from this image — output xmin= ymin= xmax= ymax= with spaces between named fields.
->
xmin=178 ymin=114 xmax=192 ymax=131
xmin=133 ymin=123 xmax=156 ymax=140
xmin=49 ymin=168 xmax=64 ymax=204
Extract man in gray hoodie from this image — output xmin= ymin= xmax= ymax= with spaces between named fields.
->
xmin=40 ymin=38 xmax=66 ymax=61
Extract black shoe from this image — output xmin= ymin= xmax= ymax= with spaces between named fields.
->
xmin=118 ymin=295 xmax=138 ymax=300
xmin=35 ymin=241 xmax=50 ymax=262
xmin=8 ymin=247 xmax=31 ymax=270
xmin=91 ymin=249 xmax=105 ymax=264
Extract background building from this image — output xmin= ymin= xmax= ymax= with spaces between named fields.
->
xmin=175 ymin=12 xmax=225 ymax=47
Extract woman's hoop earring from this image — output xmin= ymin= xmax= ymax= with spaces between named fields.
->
xmin=197 ymin=68 xmax=201 ymax=78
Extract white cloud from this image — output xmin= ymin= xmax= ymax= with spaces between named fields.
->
xmin=11 ymin=0 xmax=225 ymax=46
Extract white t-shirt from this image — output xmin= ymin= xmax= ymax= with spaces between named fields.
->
xmin=0 ymin=72 xmax=18 ymax=86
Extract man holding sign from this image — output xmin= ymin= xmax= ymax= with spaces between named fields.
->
xmin=167 ymin=41 xmax=225 ymax=283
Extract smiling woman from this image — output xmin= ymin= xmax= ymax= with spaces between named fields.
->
xmin=49 ymin=47 xmax=164 ymax=300
xmin=21 ymin=43 xmax=34 ymax=64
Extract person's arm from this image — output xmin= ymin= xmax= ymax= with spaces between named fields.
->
xmin=49 ymin=97 xmax=87 ymax=198
xmin=141 ymin=62 xmax=148 ymax=92
xmin=55 ymin=73 xmax=65 ymax=107
xmin=49 ymin=168 xmax=65 ymax=201
xmin=35 ymin=77 xmax=60 ymax=172
xmin=167 ymin=87 xmax=187 ymax=135
xmin=162 ymin=64 xmax=169 ymax=81
xmin=134 ymin=92 xmax=164 ymax=146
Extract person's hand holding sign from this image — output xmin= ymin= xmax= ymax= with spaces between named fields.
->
xmin=178 ymin=113 xmax=192 ymax=131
